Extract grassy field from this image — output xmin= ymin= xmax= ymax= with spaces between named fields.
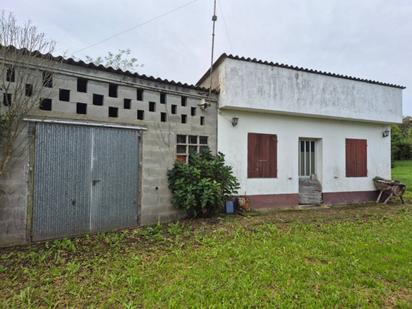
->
xmin=392 ymin=160 xmax=412 ymax=200
xmin=0 ymin=204 xmax=411 ymax=308
xmin=0 ymin=161 xmax=410 ymax=308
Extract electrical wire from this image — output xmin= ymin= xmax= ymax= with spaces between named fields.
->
xmin=71 ymin=0 xmax=202 ymax=55
xmin=217 ymin=0 xmax=233 ymax=52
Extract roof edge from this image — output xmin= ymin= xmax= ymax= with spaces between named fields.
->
xmin=197 ymin=53 xmax=406 ymax=90
xmin=196 ymin=53 xmax=228 ymax=87
xmin=1 ymin=45 xmax=214 ymax=93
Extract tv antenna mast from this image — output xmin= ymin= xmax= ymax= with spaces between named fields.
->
xmin=208 ymin=0 xmax=217 ymax=97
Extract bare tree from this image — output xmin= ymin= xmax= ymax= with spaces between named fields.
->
xmin=0 ymin=11 xmax=56 ymax=177
xmin=83 ymin=49 xmax=142 ymax=72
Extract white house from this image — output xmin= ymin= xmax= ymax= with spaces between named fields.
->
xmin=198 ymin=54 xmax=404 ymax=208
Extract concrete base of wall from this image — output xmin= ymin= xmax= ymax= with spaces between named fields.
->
xmin=322 ymin=190 xmax=378 ymax=204
xmin=244 ymin=190 xmax=379 ymax=210
xmin=141 ymin=210 xmax=185 ymax=226
xmin=246 ymin=194 xmax=300 ymax=209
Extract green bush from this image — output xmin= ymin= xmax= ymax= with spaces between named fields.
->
xmin=391 ymin=120 xmax=412 ymax=161
xmin=167 ymin=151 xmax=240 ymax=217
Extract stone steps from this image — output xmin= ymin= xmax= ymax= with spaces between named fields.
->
xmin=299 ymin=178 xmax=322 ymax=205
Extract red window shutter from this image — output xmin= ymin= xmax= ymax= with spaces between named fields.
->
xmin=356 ymin=139 xmax=367 ymax=177
xmin=346 ymin=139 xmax=355 ymax=177
xmin=346 ymin=139 xmax=367 ymax=177
xmin=248 ymin=133 xmax=277 ymax=178
xmin=248 ymin=133 xmax=259 ymax=178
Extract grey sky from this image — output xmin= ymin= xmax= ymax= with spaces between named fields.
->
xmin=4 ymin=0 xmax=411 ymax=115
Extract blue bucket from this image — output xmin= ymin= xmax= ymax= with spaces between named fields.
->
xmin=225 ymin=200 xmax=234 ymax=214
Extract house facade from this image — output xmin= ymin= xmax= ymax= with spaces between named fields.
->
xmin=0 ymin=51 xmax=405 ymax=246
xmin=198 ymin=54 xmax=404 ymax=208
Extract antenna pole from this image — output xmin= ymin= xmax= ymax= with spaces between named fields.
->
xmin=208 ymin=0 xmax=217 ymax=97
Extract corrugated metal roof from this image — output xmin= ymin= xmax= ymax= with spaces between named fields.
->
xmin=2 ymin=45 xmax=211 ymax=92
xmin=197 ymin=53 xmax=406 ymax=89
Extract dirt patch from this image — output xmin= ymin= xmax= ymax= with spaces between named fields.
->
xmin=304 ymin=257 xmax=329 ymax=265
xmin=385 ymin=288 xmax=412 ymax=308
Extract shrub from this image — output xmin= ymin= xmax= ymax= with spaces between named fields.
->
xmin=168 ymin=151 xmax=240 ymax=217
xmin=391 ymin=120 xmax=412 ymax=162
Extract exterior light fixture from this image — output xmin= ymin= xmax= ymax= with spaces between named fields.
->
xmin=382 ymin=128 xmax=390 ymax=137
xmin=231 ymin=117 xmax=239 ymax=127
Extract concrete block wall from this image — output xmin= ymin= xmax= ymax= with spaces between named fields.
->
xmin=0 ymin=126 xmax=29 ymax=245
xmin=0 ymin=61 xmax=217 ymax=245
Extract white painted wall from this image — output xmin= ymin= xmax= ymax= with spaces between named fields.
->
xmin=218 ymin=58 xmax=403 ymax=124
xmin=219 ymin=110 xmax=391 ymax=195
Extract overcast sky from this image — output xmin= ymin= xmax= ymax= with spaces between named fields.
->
xmin=4 ymin=0 xmax=411 ymax=115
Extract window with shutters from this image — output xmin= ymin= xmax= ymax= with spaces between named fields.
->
xmin=248 ymin=133 xmax=277 ymax=178
xmin=345 ymin=138 xmax=367 ymax=177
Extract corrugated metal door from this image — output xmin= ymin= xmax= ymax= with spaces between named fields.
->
xmin=90 ymin=127 xmax=139 ymax=232
xmin=32 ymin=122 xmax=139 ymax=241
xmin=32 ymin=123 xmax=92 ymax=240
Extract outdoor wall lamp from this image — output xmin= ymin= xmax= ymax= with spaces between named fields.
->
xmin=382 ymin=128 xmax=390 ymax=138
xmin=231 ymin=117 xmax=239 ymax=127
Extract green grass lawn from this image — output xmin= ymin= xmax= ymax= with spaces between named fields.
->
xmin=392 ymin=160 xmax=412 ymax=200
xmin=1 ymin=204 xmax=412 ymax=308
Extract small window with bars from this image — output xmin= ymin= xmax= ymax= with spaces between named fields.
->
xmin=176 ymin=134 xmax=209 ymax=163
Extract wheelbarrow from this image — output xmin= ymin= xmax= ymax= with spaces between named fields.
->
xmin=373 ymin=177 xmax=406 ymax=204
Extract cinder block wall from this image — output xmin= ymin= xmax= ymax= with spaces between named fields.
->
xmin=0 ymin=126 xmax=30 ymax=245
xmin=0 ymin=61 xmax=217 ymax=245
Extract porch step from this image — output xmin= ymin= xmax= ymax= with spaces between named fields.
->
xmin=299 ymin=178 xmax=322 ymax=205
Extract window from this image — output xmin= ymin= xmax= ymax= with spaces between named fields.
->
xmin=136 ymin=88 xmax=144 ymax=101
xmin=248 ymin=133 xmax=277 ymax=178
xmin=108 ymin=107 xmax=118 ymax=118
xmin=299 ymin=140 xmax=316 ymax=177
xmin=181 ymin=96 xmax=187 ymax=106
xmin=59 ymin=89 xmax=70 ymax=102
xmin=25 ymin=84 xmax=33 ymax=97
xmin=200 ymin=116 xmax=205 ymax=126
xmin=109 ymin=83 xmax=118 ymax=97
xmin=189 ymin=135 xmax=197 ymax=144
xmin=177 ymin=134 xmax=186 ymax=143
xmin=42 ymin=71 xmax=53 ymax=88
xmin=124 ymin=98 xmax=131 ymax=109
xmin=171 ymin=104 xmax=177 ymax=114
xmin=3 ymin=93 xmax=11 ymax=106
xmin=161 ymin=112 xmax=167 ymax=122
xmin=181 ymin=114 xmax=187 ymax=124
xmin=76 ymin=102 xmax=87 ymax=114
xmin=137 ymin=110 xmax=144 ymax=120
xmin=160 ymin=92 xmax=166 ymax=104
xmin=77 ymin=78 xmax=88 ymax=92
xmin=40 ymin=98 xmax=52 ymax=111
xmin=93 ymin=94 xmax=104 ymax=106
xmin=6 ymin=67 xmax=15 ymax=82
xmin=346 ymin=138 xmax=367 ymax=177
xmin=176 ymin=134 xmax=209 ymax=162
xmin=149 ymin=101 xmax=156 ymax=112
xmin=191 ymin=107 xmax=196 ymax=116
xmin=199 ymin=136 xmax=208 ymax=145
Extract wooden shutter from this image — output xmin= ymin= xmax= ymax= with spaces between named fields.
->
xmin=248 ymin=133 xmax=277 ymax=178
xmin=346 ymin=139 xmax=367 ymax=177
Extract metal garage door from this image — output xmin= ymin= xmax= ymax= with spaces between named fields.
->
xmin=32 ymin=122 xmax=140 ymax=241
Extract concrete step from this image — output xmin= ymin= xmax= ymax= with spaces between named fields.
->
xmin=299 ymin=178 xmax=322 ymax=205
